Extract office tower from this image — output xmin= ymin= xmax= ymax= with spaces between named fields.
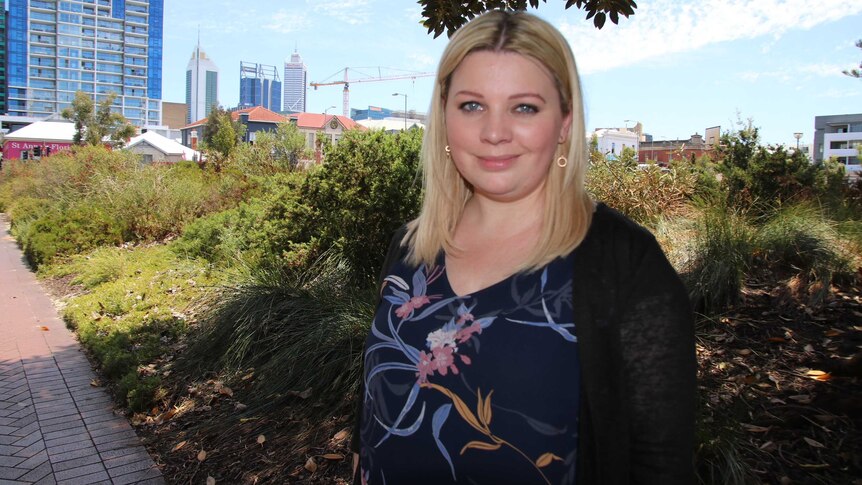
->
xmin=185 ymin=42 xmax=218 ymax=123
xmin=5 ymin=0 xmax=164 ymax=127
xmin=0 ymin=8 xmax=7 ymax=115
xmin=239 ymin=62 xmax=281 ymax=112
xmin=283 ymin=50 xmax=306 ymax=113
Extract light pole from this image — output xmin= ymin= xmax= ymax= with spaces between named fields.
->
xmin=793 ymin=132 xmax=803 ymax=151
xmin=324 ymin=105 xmax=336 ymax=119
xmin=392 ymin=93 xmax=407 ymax=131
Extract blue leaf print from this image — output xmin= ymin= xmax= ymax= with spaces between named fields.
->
xmin=505 ymin=317 xmax=578 ymax=342
xmin=412 ymin=266 xmax=427 ymax=298
xmin=383 ymin=294 xmax=406 ymax=306
xmin=375 ymin=382 xmax=422 ymax=447
xmin=475 ymin=316 xmax=496 ymax=329
xmin=366 ymin=362 xmax=416 ymax=397
xmin=389 ymin=289 xmax=411 ymax=304
xmin=374 ymin=401 xmax=426 ymax=439
xmin=540 ymin=266 xmax=548 ymax=292
xmin=387 ymin=308 xmax=420 ymax=364
xmin=432 ymin=404 xmax=456 ymax=480
xmin=365 ymin=341 xmax=404 ymax=359
xmin=408 ymin=296 xmax=461 ymax=322
xmin=371 ymin=320 xmax=394 ymax=343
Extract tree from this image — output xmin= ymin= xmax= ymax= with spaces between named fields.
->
xmin=843 ymin=39 xmax=861 ymax=78
xmin=201 ymin=106 xmax=246 ymax=163
xmin=419 ymin=0 xmax=637 ymax=38
xmin=61 ymin=91 xmax=136 ymax=147
xmin=232 ymin=122 xmax=311 ymax=175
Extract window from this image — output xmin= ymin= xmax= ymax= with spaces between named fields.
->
xmin=141 ymin=154 xmax=153 ymax=164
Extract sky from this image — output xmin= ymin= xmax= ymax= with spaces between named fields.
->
xmin=162 ymin=0 xmax=862 ymax=147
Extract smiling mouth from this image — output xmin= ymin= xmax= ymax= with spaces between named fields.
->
xmin=479 ymin=156 xmax=517 ymax=169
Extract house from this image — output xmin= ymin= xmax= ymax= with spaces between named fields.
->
xmin=814 ymin=113 xmax=862 ymax=177
xmin=286 ymin=113 xmax=363 ymax=150
xmin=124 ymin=130 xmax=200 ymax=164
xmin=180 ymin=106 xmax=289 ymax=149
xmin=1 ymin=120 xmax=76 ymax=160
xmin=638 ymin=133 xmax=712 ymax=165
xmin=592 ymin=128 xmax=639 ymax=160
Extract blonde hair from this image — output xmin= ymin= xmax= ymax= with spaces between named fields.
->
xmin=406 ymin=10 xmax=593 ymax=271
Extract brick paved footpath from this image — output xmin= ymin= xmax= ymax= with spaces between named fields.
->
xmin=0 ymin=214 xmax=164 ymax=485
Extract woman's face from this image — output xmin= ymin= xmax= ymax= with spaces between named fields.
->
xmin=444 ymin=50 xmax=572 ymax=204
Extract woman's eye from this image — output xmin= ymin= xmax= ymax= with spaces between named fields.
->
xmin=459 ymin=101 xmax=482 ymax=112
xmin=514 ymin=104 xmax=538 ymax=114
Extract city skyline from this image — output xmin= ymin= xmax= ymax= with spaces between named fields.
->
xmin=161 ymin=1 xmax=862 ymax=146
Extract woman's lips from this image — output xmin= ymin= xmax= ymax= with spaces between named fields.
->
xmin=478 ymin=155 xmax=517 ymax=170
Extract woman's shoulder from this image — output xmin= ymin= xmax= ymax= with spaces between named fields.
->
xmin=585 ymin=202 xmax=657 ymax=248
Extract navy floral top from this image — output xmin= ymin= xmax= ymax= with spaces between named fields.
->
xmin=359 ymin=251 xmax=581 ymax=484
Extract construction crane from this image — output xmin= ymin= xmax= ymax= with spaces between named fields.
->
xmin=310 ymin=67 xmax=434 ymax=117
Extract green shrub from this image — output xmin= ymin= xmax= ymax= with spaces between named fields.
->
xmin=182 ymin=250 xmax=373 ymax=416
xmin=587 ymin=158 xmax=697 ymax=227
xmin=682 ymin=198 xmax=754 ymax=315
xmin=754 ymin=203 xmax=856 ymax=302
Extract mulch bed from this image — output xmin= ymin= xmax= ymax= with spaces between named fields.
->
xmin=44 ymin=270 xmax=861 ymax=484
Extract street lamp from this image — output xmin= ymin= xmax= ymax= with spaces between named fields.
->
xmin=793 ymin=132 xmax=803 ymax=150
xmin=392 ymin=93 xmax=407 ymax=131
xmin=324 ymin=105 xmax=336 ymax=118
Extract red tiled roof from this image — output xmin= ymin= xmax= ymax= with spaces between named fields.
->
xmin=287 ymin=113 xmax=362 ymax=131
xmin=181 ymin=106 xmax=289 ymax=130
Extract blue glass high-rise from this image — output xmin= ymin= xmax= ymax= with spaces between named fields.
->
xmin=5 ymin=0 xmax=163 ymax=127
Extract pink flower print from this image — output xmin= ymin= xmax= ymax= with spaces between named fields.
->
xmin=416 ymin=350 xmax=434 ymax=383
xmin=459 ymin=354 xmax=472 ymax=365
xmin=456 ymin=311 xmax=474 ymax=325
xmin=432 ymin=346 xmax=459 ymax=376
xmin=456 ymin=321 xmax=483 ymax=343
xmin=395 ymin=295 xmax=432 ymax=319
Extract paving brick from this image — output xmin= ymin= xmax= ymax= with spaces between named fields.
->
xmin=12 ymin=438 xmax=45 ymax=458
xmin=106 ymin=457 xmax=157 ymax=478
xmin=94 ymin=438 xmax=141 ymax=453
xmin=9 ymin=421 xmax=39 ymax=437
xmin=0 ymin=435 xmax=20 ymax=445
xmin=10 ymin=429 xmax=42 ymax=448
xmin=39 ymin=419 xmax=85 ymax=435
xmin=0 ymin=456 xmax=23 ymax=467
xmin=48 ymin=445 xmax=99 ymax=464
xmin=0 ymin=467 xmax=26 ymax=480
xmin=8 ymin=412 xmax=37 ymax=429
xmin=97 ymin=447 xmax=140 ymax=461
xmin=35 ymin=408 xmax=79 ymax=422
xmin=79 ymin=413 xmax=117 ymax=426
xmin=128 ymin=476 xmax=166 ymax=485
xmin=111 ymin=466 xmax=163 ymax=485
xmin=43 ymin=427 xmax=88 ymax=443
xmin=92 ymin=429 xmax=139 ymax=447
xmin=51 ymin=453 xmax=101 ymax=473
xmin=0 ymin=445 xmax=24 ymax=456
xmin=54 ymin=464 xmax=111 ymax=485
xmin=87 ymin=422 xmax=130 ymax=438
xmin=45 ymin=439 xmax=92 ymax=455
xmin=33 ymin=473 xmax=57 ymax=485
xmin=45 ymin=434 xmax=90 ymax=449
xmin=15 ymin=449 xmax=49 ymax=470
xmin=16 ymin=459 xmax=53 ymax=482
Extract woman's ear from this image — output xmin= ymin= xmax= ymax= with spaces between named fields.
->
xmin=559 ymin=109 xmax=573 ymax=144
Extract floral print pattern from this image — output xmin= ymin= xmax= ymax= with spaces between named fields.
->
xmin=360 ymin=253 xmax=580 ymax=484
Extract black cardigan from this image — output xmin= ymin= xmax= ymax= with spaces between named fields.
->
xmin=352 ymin=203 xmax=696 ymax=484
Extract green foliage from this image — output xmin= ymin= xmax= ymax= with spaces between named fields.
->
xmin=202 ymin=106 xmax=246 ymax=164
xmin=587 ymin=157 xmax=697 ymax=226
xmin=754 ymin=203 xmax=856 ymax=303
xmin=618 ymin=145 xmax=638 ymax=167
xmin=181 ymin=250 xmax=373 ymax=416
xmin=269 ymin=129 xmax=423 ymax=279
xmin=0 ymin=146 xmax=248 ymax=267
xmin=682 ymin=198 xmax=754 ymax=315
xmin=418 ymin=0 xmax=637 ymax=37
xmin=717 ymin=120 xmax=847 ymax=209
xmin=58 ymin=245 xmax=218 ymax=410
xmin=61 ymin=91 xmax=136 ymax=147
xmin=231 ymin=122 xmax=310 ymax=175
xmin=843 ymin=39 xmax=862 ymax=78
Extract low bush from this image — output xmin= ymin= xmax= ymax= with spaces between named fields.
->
xmin=682 ymin=198 xmax=754 ymax=315
xmin=587 ymin=158 xmax=697 ymax=227
xmin=57 ymin=245 xmax=219 ymax=411
xmin=181 ymin=250 xmax=374 ymax=416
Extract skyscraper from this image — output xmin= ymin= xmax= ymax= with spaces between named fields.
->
xmin=239 ymin=62 xmax=281 ymax=112
xmin=185 ymin=42 xmax=218 ymax=123
xmin=5 ymin=0 xmax=164 ymax=127
xmin=283 ymin=50 xmax=306 ymax=113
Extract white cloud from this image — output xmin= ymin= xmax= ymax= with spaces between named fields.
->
xmin=308 ymin=0 xmax=371 ymax=26
xmin=407 ymin=52 xmax=436 ymax=69
xmin=738 ymin=62 xmax=850 ymax=84
xmin=263 ymin=10 xmax=311 ymax=34
xmin=817 ymin=87 xmax=861 ymax=98
xmin=557 ymin=0 xmax=862 ymax=74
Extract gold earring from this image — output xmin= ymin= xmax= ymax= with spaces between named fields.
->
xmin=556 ymin=156 xmax=568 ymax=168
xmin=445 ymin=145 xmax=451 ymax=159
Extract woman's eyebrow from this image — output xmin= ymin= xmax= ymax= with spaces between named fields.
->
xmin=451 ymin=90 xmax=485 ymax=98
xmin=509 ymin=93 xmax=546 ymax=102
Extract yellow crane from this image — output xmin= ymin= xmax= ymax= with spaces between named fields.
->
xmin=310 ymin=67 xmax=434 ymax=117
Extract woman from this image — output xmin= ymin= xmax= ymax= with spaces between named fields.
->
xmin=352 ymin=10 xmax=695 ymax=484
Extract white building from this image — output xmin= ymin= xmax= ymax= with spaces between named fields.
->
xmin=283 ymin=51 xmax=307 ymax=113
xmin=185 ymin=43 xmax=219 ymax=123
xmin=592 ymin=128 xmax=639 ymax=160
xmin=814 ymin=114 xmax=861 ymax=176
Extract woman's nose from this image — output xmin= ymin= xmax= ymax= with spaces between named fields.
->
xmin=479 ymin=110 xmax=512 ymax=145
